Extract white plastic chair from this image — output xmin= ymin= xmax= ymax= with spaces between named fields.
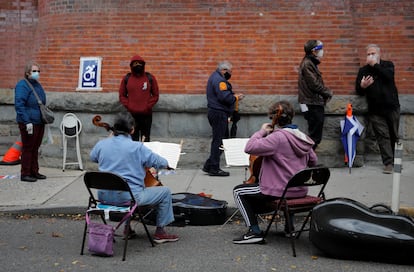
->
xmin=60 ymin=113 xmax=83 ymax=171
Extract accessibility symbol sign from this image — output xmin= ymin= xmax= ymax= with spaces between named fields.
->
xmin=77 ymin=57 xmax=102 ymax=91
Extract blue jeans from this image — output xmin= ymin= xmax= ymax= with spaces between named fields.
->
xmin=98 ymin=186 xmax=174 ymax=227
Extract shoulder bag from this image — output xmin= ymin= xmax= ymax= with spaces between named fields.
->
xmin=24 ymin=78 xmax=55 ymax=124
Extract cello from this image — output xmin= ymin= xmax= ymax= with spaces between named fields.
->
xmin=244 ymin=155 xmax=262 ymax=184
xmin=92 ymin=115 xmax=163 ymax=187
xmin=244 ymin=104 xmax=285 ymax=184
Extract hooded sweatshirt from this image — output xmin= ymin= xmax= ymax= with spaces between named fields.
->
xmin=119 ymin=55 xmax=159 ymax=114
xmin=244 ymin=126 xmax=318 ymax=198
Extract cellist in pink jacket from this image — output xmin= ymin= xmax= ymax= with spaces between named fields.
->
xmin=233 ymin=100 xmax=317 ymax=244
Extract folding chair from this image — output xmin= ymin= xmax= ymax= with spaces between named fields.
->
xmin=263 ymin=166 xmax=330 ymax=257
xmin=80 ymin=171 xmax=155 ymax=261
xmin=60 ymin=113 xmax=83 ymax=171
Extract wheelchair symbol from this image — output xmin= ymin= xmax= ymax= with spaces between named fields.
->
xmin=83 ymin=65 xmax=96 ymax=87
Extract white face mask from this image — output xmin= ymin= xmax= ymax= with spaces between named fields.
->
xmin=367 ymin=53 xmax=379 ymax=63
xmin=31 ymin=71 xmax=40 ymax=81
xmin=316 ymin=49 xmax=324 ymax=58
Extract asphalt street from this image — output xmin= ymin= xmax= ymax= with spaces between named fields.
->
xmin=0 ymin=213 xmax=413 ymax=272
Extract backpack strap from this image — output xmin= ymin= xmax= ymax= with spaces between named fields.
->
xmin=124 ymin=72 xmax=153 ymax=97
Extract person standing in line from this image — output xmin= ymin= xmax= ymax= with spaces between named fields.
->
xmin=119 ymin=55 xmax=159 ymax=142
xmin=355 ymin=44 xmax=400 ymax=174
xmin=232 ymin=100 xmax=317 ymax=244
xmin=202 ymin=61 xmax=244 ymax=176
xmin=14 ymin=61 xmax=48 ymax=182
xmin=298 ymin=40 xmax=333 ymax=150
xmin=90 ymin=112 xmax=179 ymax=243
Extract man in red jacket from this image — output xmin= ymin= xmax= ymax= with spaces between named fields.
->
xmin=119 ymin=55 xmax=159 ymax=142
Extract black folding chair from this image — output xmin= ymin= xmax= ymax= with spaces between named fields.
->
xmin=263 ymin=166 xmax=330 ymax=257
xmin=80 ymin=171 xmax=154 ymax=261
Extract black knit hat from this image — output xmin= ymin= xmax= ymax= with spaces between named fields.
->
xmin=304 ymin=40 xmax=318 ymax=54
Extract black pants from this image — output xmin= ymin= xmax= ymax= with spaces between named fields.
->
xmin=233 ymin=183 xmax=277 ymax=227
xmin=304 ymin=105 xmax=325 ymax=149
xmin=204 ymin=109 xmax=228 ymax=171
xmin=369 ymin=108 xmax=400 ymax=166
xmin=131 ymin=113 xmax=152 ymax=142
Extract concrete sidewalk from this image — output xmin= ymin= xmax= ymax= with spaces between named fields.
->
xmin=1 ymin=161 xmax=413 ymax=216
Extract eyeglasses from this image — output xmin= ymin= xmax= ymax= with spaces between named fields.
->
xmin=32 ymin=70 xmax=40 ymax=73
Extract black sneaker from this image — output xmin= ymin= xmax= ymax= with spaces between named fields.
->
xmin=202 ymin=166 xmax=210 ymax=173
xmin=233 ymin=230 xmax=264 ymax=244
xmin=208 ymin=169 xmax=230 ymax=177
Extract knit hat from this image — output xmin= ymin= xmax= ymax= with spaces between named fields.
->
xmin=304 ymin=40 xmax=318 ymax=54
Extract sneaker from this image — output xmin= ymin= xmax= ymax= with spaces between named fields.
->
xmin=233 ymin=230 xmax=264 ymax=244
xmin=383 ymin=164 xmax=393 ymax=174
xmin=202 ymin=166 xmax=210 ymax=173
xmin=208 ymin=169 xmax=230 ymax=177
xmin=153 ymin=233 xmax=179 ymax=244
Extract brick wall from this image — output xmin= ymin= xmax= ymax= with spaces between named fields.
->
xmin=1 ymin=0 xmax=413 ymax=95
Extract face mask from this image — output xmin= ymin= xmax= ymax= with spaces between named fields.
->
xmin=316 ymin=49 xmax=324 ymax=58
xmin=132 ymin=65 xmax=143 ymax=74
xmin=31 ymin=71 xmax=40 ymax=81
xmin=367 ymin=54 xmax=378 ymax=63
xmin=224 ymin=72 xmax=232 ymax=80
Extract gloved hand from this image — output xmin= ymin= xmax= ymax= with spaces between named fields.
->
xmin=26 ymin=123 xmax=33 ymax=135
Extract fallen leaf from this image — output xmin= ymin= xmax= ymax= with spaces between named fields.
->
xmin=52 ymin=232 xmax=64 ymax=238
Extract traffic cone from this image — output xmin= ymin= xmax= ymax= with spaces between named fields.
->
xmin=0 ymin=136 xmax=22 ymax=165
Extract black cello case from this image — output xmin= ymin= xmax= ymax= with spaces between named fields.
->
xmin=309 ymin=198 xmax=414 ymax=264
xmin=172 ymin=193 xmax=228 ymax=225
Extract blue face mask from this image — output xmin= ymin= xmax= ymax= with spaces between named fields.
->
xmin=31 ymin=71 xmax=40 ymax=81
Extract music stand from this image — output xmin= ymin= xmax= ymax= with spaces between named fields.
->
xmin=221 ymin=138 xmax=250 ymax=226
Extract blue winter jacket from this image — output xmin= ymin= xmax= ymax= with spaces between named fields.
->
xmin=206 ymin=69 xmax=236 ymax=115
xmin=15 ymin=78 xmax=46 ymax=125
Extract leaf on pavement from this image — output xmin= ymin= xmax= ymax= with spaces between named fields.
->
xmin=52 ymin=232 xmax=64 ymax=238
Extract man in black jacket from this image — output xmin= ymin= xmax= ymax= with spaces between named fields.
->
xmin=355 ymin=44 xmax=400 ymax=174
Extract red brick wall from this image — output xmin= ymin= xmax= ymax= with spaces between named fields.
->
xmin=1 ymin=0 xmax=413 ymax=95
xmin=0 ymin=0 xmax=37 ymax=89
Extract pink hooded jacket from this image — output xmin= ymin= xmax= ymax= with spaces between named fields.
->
xmin=244 ymin=127 xmax=318 ymax=198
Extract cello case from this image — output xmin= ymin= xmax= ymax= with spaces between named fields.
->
xmin=172 ymin=193 xmax=228 ymax=225
xmin=310 ymin=198 xmax=414 ymax=264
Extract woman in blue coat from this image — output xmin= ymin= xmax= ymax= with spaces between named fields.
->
xmin=15 ymin=61 xmax=47 ymax=182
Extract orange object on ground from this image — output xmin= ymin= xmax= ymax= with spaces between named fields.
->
xmin=0 ymin=137 xmax=22 ymax=165
xmin=198 ymin=192 xmax=213 ymax=198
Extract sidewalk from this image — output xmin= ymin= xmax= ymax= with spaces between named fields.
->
xmin=1 ymin=161 xmax=414 ymax=216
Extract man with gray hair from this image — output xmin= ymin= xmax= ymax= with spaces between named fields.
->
xmin=203 ymin=61 xmax=244 ymax=176
xmin=356 ymin=44 xmax=400 ymax=174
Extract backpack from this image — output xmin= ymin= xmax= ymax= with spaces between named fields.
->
xmin=123 ymin=72 xmax=153 ymax=97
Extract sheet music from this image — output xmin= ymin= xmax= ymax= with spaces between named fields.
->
xmin=143 ymin=141 xmax=182 ymax=169
xmin=222 ymin=138 xmax=250 ymax=166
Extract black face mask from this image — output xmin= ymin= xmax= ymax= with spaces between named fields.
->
xmin=224 ymin=72 xmax=231 ymax=80
xmin=132 ymin=65 xmax=144 ymax=74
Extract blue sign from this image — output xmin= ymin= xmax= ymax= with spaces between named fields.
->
xmin=77 ymin=57 xmax=102 ymax=91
